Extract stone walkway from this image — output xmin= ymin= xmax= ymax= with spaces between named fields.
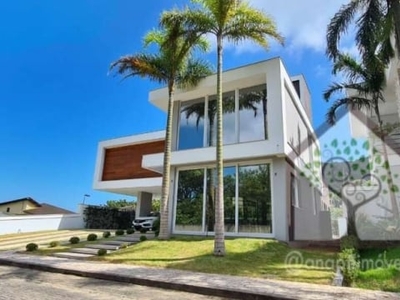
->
xmin=0 ymin=251 xmax=398 ymax=300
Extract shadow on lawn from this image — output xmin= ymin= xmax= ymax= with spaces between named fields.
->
xmin=108 ymin=237 xmax=337 ymax=284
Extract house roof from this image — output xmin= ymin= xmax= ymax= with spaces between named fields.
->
xmin=0 ymin=197 xmax=41 ymax=207
xmin=23 ymin=203 xmax=75 ymax=215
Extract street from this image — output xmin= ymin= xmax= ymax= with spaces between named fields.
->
xmin=0 ymin=266 xmax=223 ymax=300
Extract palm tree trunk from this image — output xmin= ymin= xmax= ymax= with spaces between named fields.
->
xmin=374 ymin=105 xmax=399 ymax=219
xmin=158 ymin=83 xmax=175 ymax=240
xmin=389 ymin=0 xmax=400 ymax=132
xmin=214 ymin=33 xmax=225 ymax=256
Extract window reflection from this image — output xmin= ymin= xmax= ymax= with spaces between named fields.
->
xmin=205 ymin=166 xmax=236 ymax=233
xmin=238 ymin=164 xmax=272 ymax=233
xmin=239 ymin=85 xmax=268 ymax=142
xmin=207 ymin=91 xmax=236 ymax=146
xmin=175 ymin=169 xmax=204 ymax=231
xmin=178 ymin=99 xmax=205 ymax=150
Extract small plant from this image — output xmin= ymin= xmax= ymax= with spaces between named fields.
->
xmin=49 ymin=241 xmax=59 ymax=248
xmin=115 ymin=229 xmax=125 ymax=236
xmin=97 ymin=249 xmax=107 ymax=256
xmin=140 ymin=235 xmax=147 ymax=242
xmin=340 ymin=235 xmax=360 ymax=251
xmin=119 ymin=243 xmax=128 ymax=249
xmin=69 ymin=236 xmax=80 ymax=244
xmin=26 ymin=243 xmax=38 ymax=252
xmin=338 ymin=248 xmax=360 ymax=286
xmin=102 ymin=231 xmax=111 ymax=238
xmin=87 ymin=233 xmax=98 ymax=241
xmin=152 ymin=217 xmax=160 ymax=232
xmin=140 ymin=228 xmax=148 ymax=234
xmin=126 ymin=228 xmax=135 ymax=234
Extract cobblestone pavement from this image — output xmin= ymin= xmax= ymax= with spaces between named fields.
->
xmin=0 ymin=251 xmax=399 ymax=300
xmin=0 ymin=266 xmax=221 ymax=300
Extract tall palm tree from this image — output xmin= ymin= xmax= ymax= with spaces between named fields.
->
xmin=324 ymin=53 xmax=399 ymax=226
xmin=162 ymin=0 xmax=283 ymax=256
xmin=110 ymin=24 xmax=212 ymax=240
xmin=326 ymin=0 xmax=400 ymax=117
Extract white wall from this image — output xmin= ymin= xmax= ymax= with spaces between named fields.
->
xmin=0 ymin=214 xmax=84 ymax=235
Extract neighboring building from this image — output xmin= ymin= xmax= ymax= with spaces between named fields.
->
xmin=93 ymin=58 xmax=332 ymax=241
xmin=0 ymin=197 xmax=75 ymax=215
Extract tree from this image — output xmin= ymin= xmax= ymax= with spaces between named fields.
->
xmin=326 ymin=0 xmax=400 ymax=117
xmin=110 ymin=23 xmax=212 ymax=240
xmin=323 ymin=53 xmax=399 ymax=229
xmin=105 ymin=199 xmax=136 ymax=209
xmin=162 ymin=0 xmax=283 ymax=256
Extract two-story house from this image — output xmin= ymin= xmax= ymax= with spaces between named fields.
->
xmin=93 ymin=58 xmax=332 ymax=242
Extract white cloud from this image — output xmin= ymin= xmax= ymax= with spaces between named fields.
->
xmin=216 ymin=0 xmax=350 ymax=54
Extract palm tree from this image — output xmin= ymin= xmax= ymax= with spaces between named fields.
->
xmin=324 ymin=53 xmax=399 ymax=228
xmin=326 ymin=0 xmax=400 ymax=117
xmin=110 ymin=24 xmax=212 ymax=240
xmin=162 ymin=0 xmax=283 ymax=256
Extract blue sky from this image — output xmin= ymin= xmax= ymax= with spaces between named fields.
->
xmin=0 ymin=0 xmax=352 ymax=211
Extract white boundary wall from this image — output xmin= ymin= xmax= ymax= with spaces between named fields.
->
xmin=0 ymin=214 xmax=84 ymax=235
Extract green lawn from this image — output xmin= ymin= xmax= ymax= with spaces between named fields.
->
xmin=356 ymin=248 xmax=400 ymax=292
xmin=93 ymin=236 xmax=337 ymax=285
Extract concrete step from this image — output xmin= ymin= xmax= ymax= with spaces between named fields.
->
xmin=70 ymin=248 xmax=107 ymax=255
xmin=115 ymin=237 xmax=139 ymax=242
xmin=102 ymin=240 xmax=136 ymax=246
xmin=85 ymin=244 xmax=120 ymax=250
xmin=53 ymin=252 xmax=94 ymax=259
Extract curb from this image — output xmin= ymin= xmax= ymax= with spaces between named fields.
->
xmin=0 ymin=258 xmax=296 ymax=300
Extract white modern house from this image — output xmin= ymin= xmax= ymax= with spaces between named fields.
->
xmin=93 ymin=58 xmax=332 ymax=242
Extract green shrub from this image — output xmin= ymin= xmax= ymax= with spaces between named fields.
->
xmin=340 ymin=235 xmax=360 ymax=251
xmin=26 ymin=243 xmax=38 ymax=252
xmin=115 ymin=229 xmax=125 ymax=236
xmin=102 ymin=231 xmax=111 ymax=238
xmin=97 ymin=249 xmax=107 ymax=256
xmin=152 ymin=217 xmax=160 ymax=232
xmin=154 ymin=230 xmax=160 ymax=237
xmin=140 ymin=235 xmax=147 ymax=242
xmin=126 ymin=228 xmax=135 ymax=234
xmin=49 ymin=241 xmax=59 ymax=248
xmin=140 ymin=228 xmax=148 ymax=234
xmin=87 ymin=233 xmax=98 ymax=241
xmin=338 ymin=248 xmax=360 ymax=286
xmin=119 ymin=243 xmax=128 ymax=249
xmin=69 ymin=236 xmax=80 ymax=244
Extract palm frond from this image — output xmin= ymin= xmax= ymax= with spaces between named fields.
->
xmin=109 ymin=54 xmax=168 ymax=84
xmin=326 ymin=96 xmax=373 ymax=125
xmin=177 ymin=58 xmax=213 ymax=89
xmin=326 ymin=0 xmax=362 ymax=60
xmin=224 ymin=3 xmax=284 ymax=47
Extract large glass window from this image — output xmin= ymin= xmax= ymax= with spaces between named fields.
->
xmin=178 ymin=98 xmax=205 ymax=150
xmin=238 ymin=164 xmax=272 ymax=233
xmin=175 ymin=169 xmax=204 ymax=231
xmin=205 ymin=166 xmax=236 ymax=233
xmin=207 ymin=91 xmax=236 ymax=146
xmin=239 ymin=85 xmax=268 ymax=142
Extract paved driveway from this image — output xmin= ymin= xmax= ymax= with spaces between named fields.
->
xmin=0 ymin=266 xmax=222 ymax=300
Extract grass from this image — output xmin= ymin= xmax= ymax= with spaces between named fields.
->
xmin=25 ymin=235 xmax=119 ymax=256
xmin=93 ymin=236 xmax=337 ymax=285
xmin=355 ymin=247 xmax=400 ymax=292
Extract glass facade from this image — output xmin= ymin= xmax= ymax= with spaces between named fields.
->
xmin=178 ymin=98 xmax=205 ymax=150
xmin=207 ymin=91 xmax=236 ymax=146
xmin=177 ymin=85 xmax=267 ymax=150
xmin=238 ymin=164 xmax=272 ymax=233
xmin=239 ymin=85 xmax=268 ymax=142
xmin=175 ymin=169 xmax=204 ymax=232
xmin=175 ymin=163 xmax=272 ymax=235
